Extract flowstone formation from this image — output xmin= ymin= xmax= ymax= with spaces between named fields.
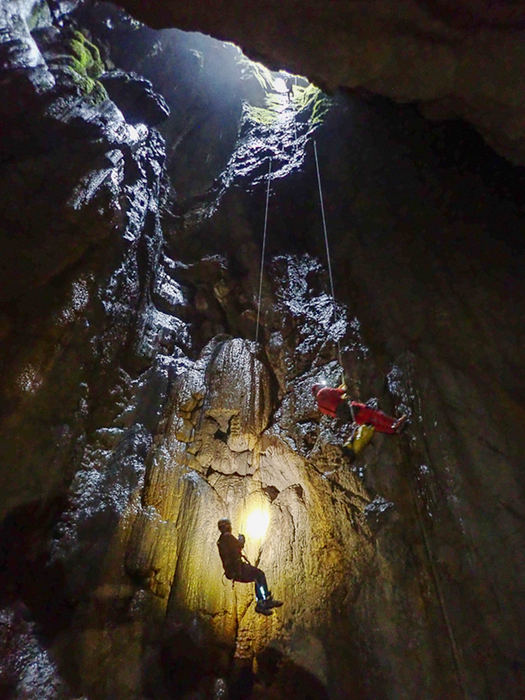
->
xmin=134 ymin=330 xmax=372 ymax=617
xmin=21 ymin=260 xmax=388 ymax=699
xmin=124 ymin=334 xmax=372 ymax=686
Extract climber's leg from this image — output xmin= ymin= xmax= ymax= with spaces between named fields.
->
xmin=353 ymin=405 xmax=403 ymax=434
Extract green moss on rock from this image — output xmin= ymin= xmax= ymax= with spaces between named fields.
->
xmin=63 ymin=30 xmax=108 ymax=104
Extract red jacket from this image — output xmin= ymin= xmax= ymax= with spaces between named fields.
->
xmin=314 ymin=387 xmax=346 ymax=417
xmin=314 ymin=389 xmax=398 ymax=433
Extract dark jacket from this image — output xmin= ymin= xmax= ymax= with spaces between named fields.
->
xmin=217 ymin=532 xmax=243 ymax=580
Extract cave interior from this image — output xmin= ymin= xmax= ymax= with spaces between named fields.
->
xmin=1 ymin=1 xmax=525 ymax=699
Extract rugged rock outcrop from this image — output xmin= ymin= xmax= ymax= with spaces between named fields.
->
xmin=0 ymin=6 xmax=175 ymax=524
xmin=116 ymin=0 xmax=525 ymax=165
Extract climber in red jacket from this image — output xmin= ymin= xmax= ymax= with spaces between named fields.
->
xmin=311 ymin=383 xmax=407 ymax=434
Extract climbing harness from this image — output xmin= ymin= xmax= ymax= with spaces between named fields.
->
xmin=255 ymin=157 xmax=272 ymax=345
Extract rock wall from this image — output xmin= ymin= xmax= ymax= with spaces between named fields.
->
xmin=115 ymin=0 xmax=525 ymax=165
xmin=1 ymin=2 xmax=525 ymax=700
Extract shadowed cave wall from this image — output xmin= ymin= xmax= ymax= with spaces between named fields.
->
xmin=1 ymin=1 xmax=525 ymax=699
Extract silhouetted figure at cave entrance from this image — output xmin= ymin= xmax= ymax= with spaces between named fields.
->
xmin=217 ymin=518 xmax=283 ymax=616
xmin=312 ymin=383 xmax=407 ymax=433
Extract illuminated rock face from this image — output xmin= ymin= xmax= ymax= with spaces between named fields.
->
xmin=121 ymin=332 xmax=377 ymax=697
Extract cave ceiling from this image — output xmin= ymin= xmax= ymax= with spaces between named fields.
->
xmin=114 ymin=0 xmax=525 ymax=165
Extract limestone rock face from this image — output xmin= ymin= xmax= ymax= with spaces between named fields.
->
xmin=100 ymin=70 xmax=170 ymax=126
xmin=116 ymin=0 xmax=525 ymax=164
xmin=0 ymin=3 xmax=177 ymax=524
xmin=121 ymin=333 xmax=375 ymax=696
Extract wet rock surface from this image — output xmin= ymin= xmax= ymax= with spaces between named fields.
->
xmin=0 ymin=2 xmax=525 ymax=700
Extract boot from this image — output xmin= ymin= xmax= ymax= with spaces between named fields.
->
xmin=255 ymin=600 xmax=273 ymax=615
xmin=264 ymin=593 xmax=283 ymax=609
xmin=393 ymin=415 xmax=407 ymax=433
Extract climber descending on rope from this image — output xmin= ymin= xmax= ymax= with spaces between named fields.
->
xmin=217 ymin=518 xmax=283 ymax=616
xmin=312 ymin=383 xmax=407 ymax=434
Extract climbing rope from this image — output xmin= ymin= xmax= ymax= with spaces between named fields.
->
xmin=400 ymin=361 xmax=468 ymax=699
xmin=313 ymin=139 xmax=343 ymax=370
xmin=293 ymin=75 xmax=298 ymax=143
xmin=313 ymin=139 xmax=356 ymax=421
xmin=255 ymin=157 xmax=272 ymax=345
xmin=406 ymin=451 xmax=469 ymax=698
xmin=248 ymin=157 xmax=273 ymax=569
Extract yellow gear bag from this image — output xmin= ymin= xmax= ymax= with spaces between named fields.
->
xmin=344 ymin=424 xmax=375 ymax=455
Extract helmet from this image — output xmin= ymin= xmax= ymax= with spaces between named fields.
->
xmin=218 ymin=518 xmax=232 ymax=534
xmin=311 ymin=383 xmax=323 ymax=396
